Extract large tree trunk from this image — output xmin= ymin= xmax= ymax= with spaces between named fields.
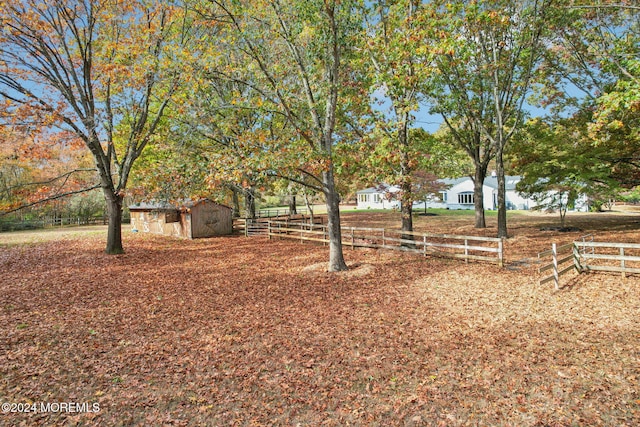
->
xmin=244 ymin=187 xmax=256 ymax=219
xmin=288 ymin=194 xmax=297 ymax=215
xmin=104 ymin=190 xmax=124 ymax=255
xmin=323 ymin=168 xmax=347 ymax=272
xmin=231 ymin=186 xmax=241 ymax=218
xmin=399 ymin=116 xmax=414 ymax=245
xmin=304 ymin=193 xmax=314 ymax=224
xmin=400 ymin=176 xmax=414 ymax=247
xmin=496 ymin=148 xmax=508 ymax=238
xmin=473 ymin=165 xmax=487 ymax=228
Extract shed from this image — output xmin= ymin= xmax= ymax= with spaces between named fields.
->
xmin=129 ymin=199 xmax=232 ymax=239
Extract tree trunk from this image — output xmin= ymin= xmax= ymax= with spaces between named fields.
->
xmin=399 ymin=114 xmax=414 ymax=245
xmin=473 ymin=165 xmax=487 ymax=228
xmin=559 ymin=192 xmax=568 ymax=228
xmin=244 ymin=187 xmax=256 ymax=219
xmin=323 ymin=168 xmax=348 ymax=272
xmin=104 ymin=190 xmax=124 ymax=255
xmin=231 ymin=186 xmax=240 ymax=218
xmin=289 ymin=195 xmax=297 ymax=215
xmin=400 ymin=176 xmax=414 ymax=247
xmin=496 ymin=148 xmax=508 ymax=238
xmin=304 ymin=193 xmax=314 ymax=224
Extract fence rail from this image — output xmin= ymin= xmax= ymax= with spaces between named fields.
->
xmin=538 ymin=243 xmax=578 ymax=290
xmin=256 ymin=207 xmax=311 ymax=218
xmin=233 ymin=214 xmax=322 ymax=236
xmin=0 ymin=216 xmax=111 ymax=232
xmin=268 ymin=221 xmax=504 ymax=266
xmin=539 ymin=237 xmax=640 ymax=288
xmin=575 ymin=241 xmax=640 ymax=278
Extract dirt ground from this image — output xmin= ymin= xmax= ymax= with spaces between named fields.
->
xmin=0 ymin=210 xmax=638 ymax=426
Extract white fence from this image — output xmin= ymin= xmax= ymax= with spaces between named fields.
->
xmin=539 ymin=236 xmax=640 ymax=288
xmin=538 ymin=243 xmax=578 ymax=290
xmin=575 ymin=241 xmax=640 ymax=278
xmin=267 ymin=221 xmax=504 ymax=266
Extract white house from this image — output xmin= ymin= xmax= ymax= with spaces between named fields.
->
xmin=356 ymin=184 xmax=401 ymax=209
xmin=357 ymin=176 xmax=540 ymax=211
xmin=440 ymin=175 xmax=536 ymax=210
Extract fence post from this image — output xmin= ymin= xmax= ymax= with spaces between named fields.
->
xmin=464 ymin=239 xmax=469 ymax=264
xmin=498 ymin=239 xmax=504 ymax=268
xmin=245 ymin=219 xmax=248 ymax=237
xmin=351 ymin=227 xmax=355 ymax=249
xmin=552 ymin=243 xmax=559 ymax=290
xmin=382 ymin=229 xmax=385 ymax=247
xmin=621 ymin=247 xmax=626 ymax=278
xmin=268 ymin=221 xmax=271 ymax=240
xmin=423 ymin=235 xmax=427 ymax=256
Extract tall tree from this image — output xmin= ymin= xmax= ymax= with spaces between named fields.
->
xmin=202 ymin=0 xmax=363 ymax=271
xmin=360 ymin=0 xmax=436 ymax=239
xmin=533 ymin=3 xmax=639 ymax=188
xmin=0 ymin=0 xmax=185 ymax=253
xmin=428 ymin=0 xmax=550 ymax=237
xmin=511 ymin=116 xmax=615 ymax=226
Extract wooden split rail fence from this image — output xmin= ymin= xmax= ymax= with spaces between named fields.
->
xmin=538 ymin=243 xmax=577 ymax=290
xmin=575 ymin=241 xmax=640 ymax=277
xmin=539 ymin=235 xmax=640 ymax=288
xmin=267 ymin=220 xmax=504 ymax=266
xmin=233 ymin=214 xmax=322 ymax=237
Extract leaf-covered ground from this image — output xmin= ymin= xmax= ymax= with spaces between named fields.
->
xmin=1 ymin=211 xmax=639 ymax=426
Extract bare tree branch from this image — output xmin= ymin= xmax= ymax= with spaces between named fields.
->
xmin=1 ymin=184 xmax=101 ymax=216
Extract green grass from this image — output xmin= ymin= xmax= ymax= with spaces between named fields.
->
xmin=414 ymin=208 xmax=527 ymax=216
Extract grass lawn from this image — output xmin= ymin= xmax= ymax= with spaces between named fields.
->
xmin=1 ymin=211 xmax=639 ymax=426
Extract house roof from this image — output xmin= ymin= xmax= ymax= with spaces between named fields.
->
xmin=439 ymin=177 xmax=468 ymax=187
xmin=438 ymin=176 xmax=521 ymax=191
xmin=356 ymin=183 xmax=400 ymax=194
xmin=356 ymin=187 xmax=380 ymax=194
xmin=482 ymin=176 xmax=521 ymax=191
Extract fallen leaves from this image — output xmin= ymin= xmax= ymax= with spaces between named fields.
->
xmin=0 ymin=211 xmax=639 ymax=425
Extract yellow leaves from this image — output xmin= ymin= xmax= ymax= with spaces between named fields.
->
xmin=607 ymin=119 xmax=624 ymax=131
xmin=297 ymin=25 xmax=316 ymax=46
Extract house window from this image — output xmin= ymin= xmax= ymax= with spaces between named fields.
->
xmin=458 ymin=192 xmax=474 ymax=205
xmin=373 ymin=194 xmax=381 ymax=203
xmin=440 ymin=192 xmax=447 ymax=202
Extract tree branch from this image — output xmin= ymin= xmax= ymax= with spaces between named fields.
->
xmin=1 ymin=184 xmax=101 ymax=216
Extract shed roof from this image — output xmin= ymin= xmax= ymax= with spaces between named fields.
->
xmin=181 ymin=198 xmax=232 ymax=212
xmin=129 ymin=198 xmax=232 ymax=212
xmin=128 ymin=201 xmax=177 ymax=211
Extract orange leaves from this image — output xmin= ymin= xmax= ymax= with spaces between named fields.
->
xmin=2 ymin=212 xmax=640 ymax=424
